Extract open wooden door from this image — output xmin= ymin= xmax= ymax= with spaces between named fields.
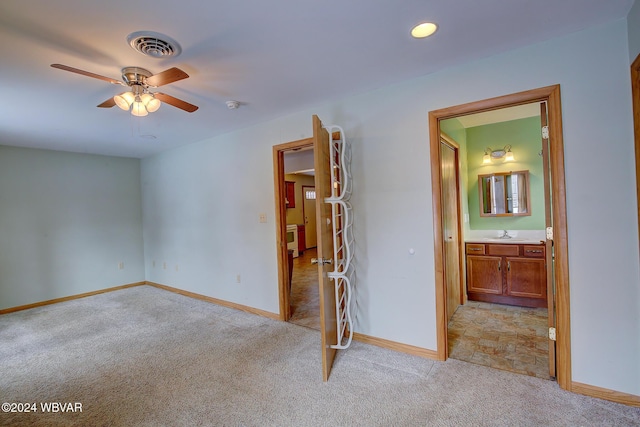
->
xmin=312 ymin=115 xmax=338 ymax=381
xmin=440 ymin=136 xmax=462 ymax=322
xmin=540 ymin=101 xmax=556 ymax=378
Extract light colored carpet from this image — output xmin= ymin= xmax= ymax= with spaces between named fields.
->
xmin=1 ymin=285 xmax=638 ymax=426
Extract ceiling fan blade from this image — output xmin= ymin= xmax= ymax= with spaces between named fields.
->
xmin=51 ymin=64 xmax=124 ymax=85
xmin=155 ymin=93 xmax=198 ymax=113
xmin=97 ymin=97 xmax=116 ymax=108
xmin=145 ymin=67 xmax=189 ymax=87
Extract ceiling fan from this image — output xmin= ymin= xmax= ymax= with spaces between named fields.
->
xmin=50 ymin=64 xmax=198 ymax=116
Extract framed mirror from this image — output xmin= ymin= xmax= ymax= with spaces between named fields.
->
xmin=478 ymin=170 xmax=530 ymax=216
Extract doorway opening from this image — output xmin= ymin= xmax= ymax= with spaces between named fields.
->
xmin=272 ymin=139 xmax=320 ymax=330
xmin=443 ymin=103 xmax=550 ymax=379
xmin=429 ymin=85 xmax=572 ymax=391
xmin=273 ymin=116 xmax=347 ymax=381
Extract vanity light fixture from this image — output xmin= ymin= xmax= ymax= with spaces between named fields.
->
xmin=411 ymin=22 xmax=438 ymax=38
xmin=483 ymin=145 xmax=514 ymax=164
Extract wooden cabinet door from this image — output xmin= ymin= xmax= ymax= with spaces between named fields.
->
xmin=506 ymin=257 xmax=546 ymax=299
xmin=467 ymin=256 xmax=503 ymax=295
xmin=285 ymin=181 xmax=295 ymax=208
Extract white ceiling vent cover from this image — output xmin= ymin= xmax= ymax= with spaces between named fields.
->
xmin=127 ymin=31 xmax=182 ymax=58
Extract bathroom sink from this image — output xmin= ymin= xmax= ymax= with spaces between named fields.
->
xmin=479 ymin=237 xmax=541 ymax=243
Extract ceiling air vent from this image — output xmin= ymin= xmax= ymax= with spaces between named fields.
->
xmin=127 ymin=31 xmax=182 ymax=58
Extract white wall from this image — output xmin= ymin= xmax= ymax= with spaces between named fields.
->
xmin=141 ymin=19 xmax=639 ymax=395
xmin=0 ymin=146 xmax=145 ymax=309
xmin=141 ymin=127 xmax=282 ymax=310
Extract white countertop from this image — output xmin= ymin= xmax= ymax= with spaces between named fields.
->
xmin=465 ymin=238 xmax=545 ymax=245
xmin=464 ymin=230 xmax=545 ymax=245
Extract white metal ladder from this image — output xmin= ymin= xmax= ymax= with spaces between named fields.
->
xmin=324 ymin=125 xmax=355 ymax=350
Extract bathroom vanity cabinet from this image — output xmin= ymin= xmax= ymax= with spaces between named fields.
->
xmin=466 ymin=242 xmax=547 ymax=308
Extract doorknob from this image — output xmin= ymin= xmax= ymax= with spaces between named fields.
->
xmin=311 ymin=258 xmax=333 ymax=265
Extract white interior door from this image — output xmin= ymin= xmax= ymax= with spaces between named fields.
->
xmin=303 ymin=185 xmax=317 ymax=249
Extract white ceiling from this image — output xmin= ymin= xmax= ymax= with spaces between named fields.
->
xmin=455 ymin=103 xmax=542 ymax=128
xmin=0 ymin=0 xmax=633 ymax=159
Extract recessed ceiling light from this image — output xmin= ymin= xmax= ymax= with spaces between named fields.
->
xmin=411 ymin=22 xmax=438 ymax=39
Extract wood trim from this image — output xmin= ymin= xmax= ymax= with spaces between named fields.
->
xmin=353 ymin=332 xmax=439 ymax=360
xmin=429 ymin=85 xmax=572 ymax=389
xmin=0 ymin=282 xmax=146 ymax=314
xmin=429 ymin=111 xmax=447 ymax=361
xmin=434 ymin=85 xmax=559 ymax=117
xmin=273 ymin=144 xmax=289 ymax=321
xmin=540 ymin=101 xmax=556 ymax=378
xmin=632 ymin=53 xmax=640 ymax=255
xmin=572 ymin=382 xmax=640 ymax=407
xmin=546 ymin=85 xmax=572 ymax=391
xmin=272 ymin=137 xmax=314 ymax=321
xmin=145 ymin=282 xmax=280 ymax=320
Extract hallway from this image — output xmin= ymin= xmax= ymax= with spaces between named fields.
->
xmin=289 ymin=247 xmax=320 ymax=330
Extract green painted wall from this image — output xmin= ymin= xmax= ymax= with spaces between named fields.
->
xmin=466 ymin=116 xmax=545 ymax=230
xmin=440 ymin=118 xmax=470 ymax=235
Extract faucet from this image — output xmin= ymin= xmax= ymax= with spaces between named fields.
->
xmin=500 ymin=230 xmax=512 ymax=239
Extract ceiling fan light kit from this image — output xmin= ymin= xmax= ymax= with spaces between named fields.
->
xmin=114 ymin=81 xmax=162 ymax=116
xmin=112 ymin=67 xmax=163 ymax=116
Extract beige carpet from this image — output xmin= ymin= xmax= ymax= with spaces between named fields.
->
xmin=1 ymin=285 xmax=638 ymax=426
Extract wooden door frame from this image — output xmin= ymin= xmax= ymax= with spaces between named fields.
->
xmin=429 ymin=84 xmax=572 ymax=391
xmin=273 ymin=137 xmax=314 ymax=321
xmin=632 ymin=53 xmax=640 ymax=251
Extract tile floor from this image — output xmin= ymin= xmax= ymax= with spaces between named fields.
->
xmin=448 ymin=300 xmax=551 ymax=379
xmin=288 ymin=247 xmax=320 ymax=330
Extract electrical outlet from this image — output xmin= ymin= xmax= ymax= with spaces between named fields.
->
xmin=236 ymin=274 xmax=241 ymax=284
xmin=118 ymin=262 xmax=124 ymax=270
xmin=152 ymin=260 xmax=156 ymax=267
xmin=163 ymin=262 xmax=167 ymax=270
xmin=175 ymin=265 xmax=179 ymax=271
xmin=259 ymin=213 xmax=267 ymax=223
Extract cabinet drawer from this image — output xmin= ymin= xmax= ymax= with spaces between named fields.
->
xmin=523 ymin=245 xmax=545 ymax=258
xmin=487 ymin=244 xmax=519 ymax=256
xmin=466 ymin=243 xmax=485 ymax=255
